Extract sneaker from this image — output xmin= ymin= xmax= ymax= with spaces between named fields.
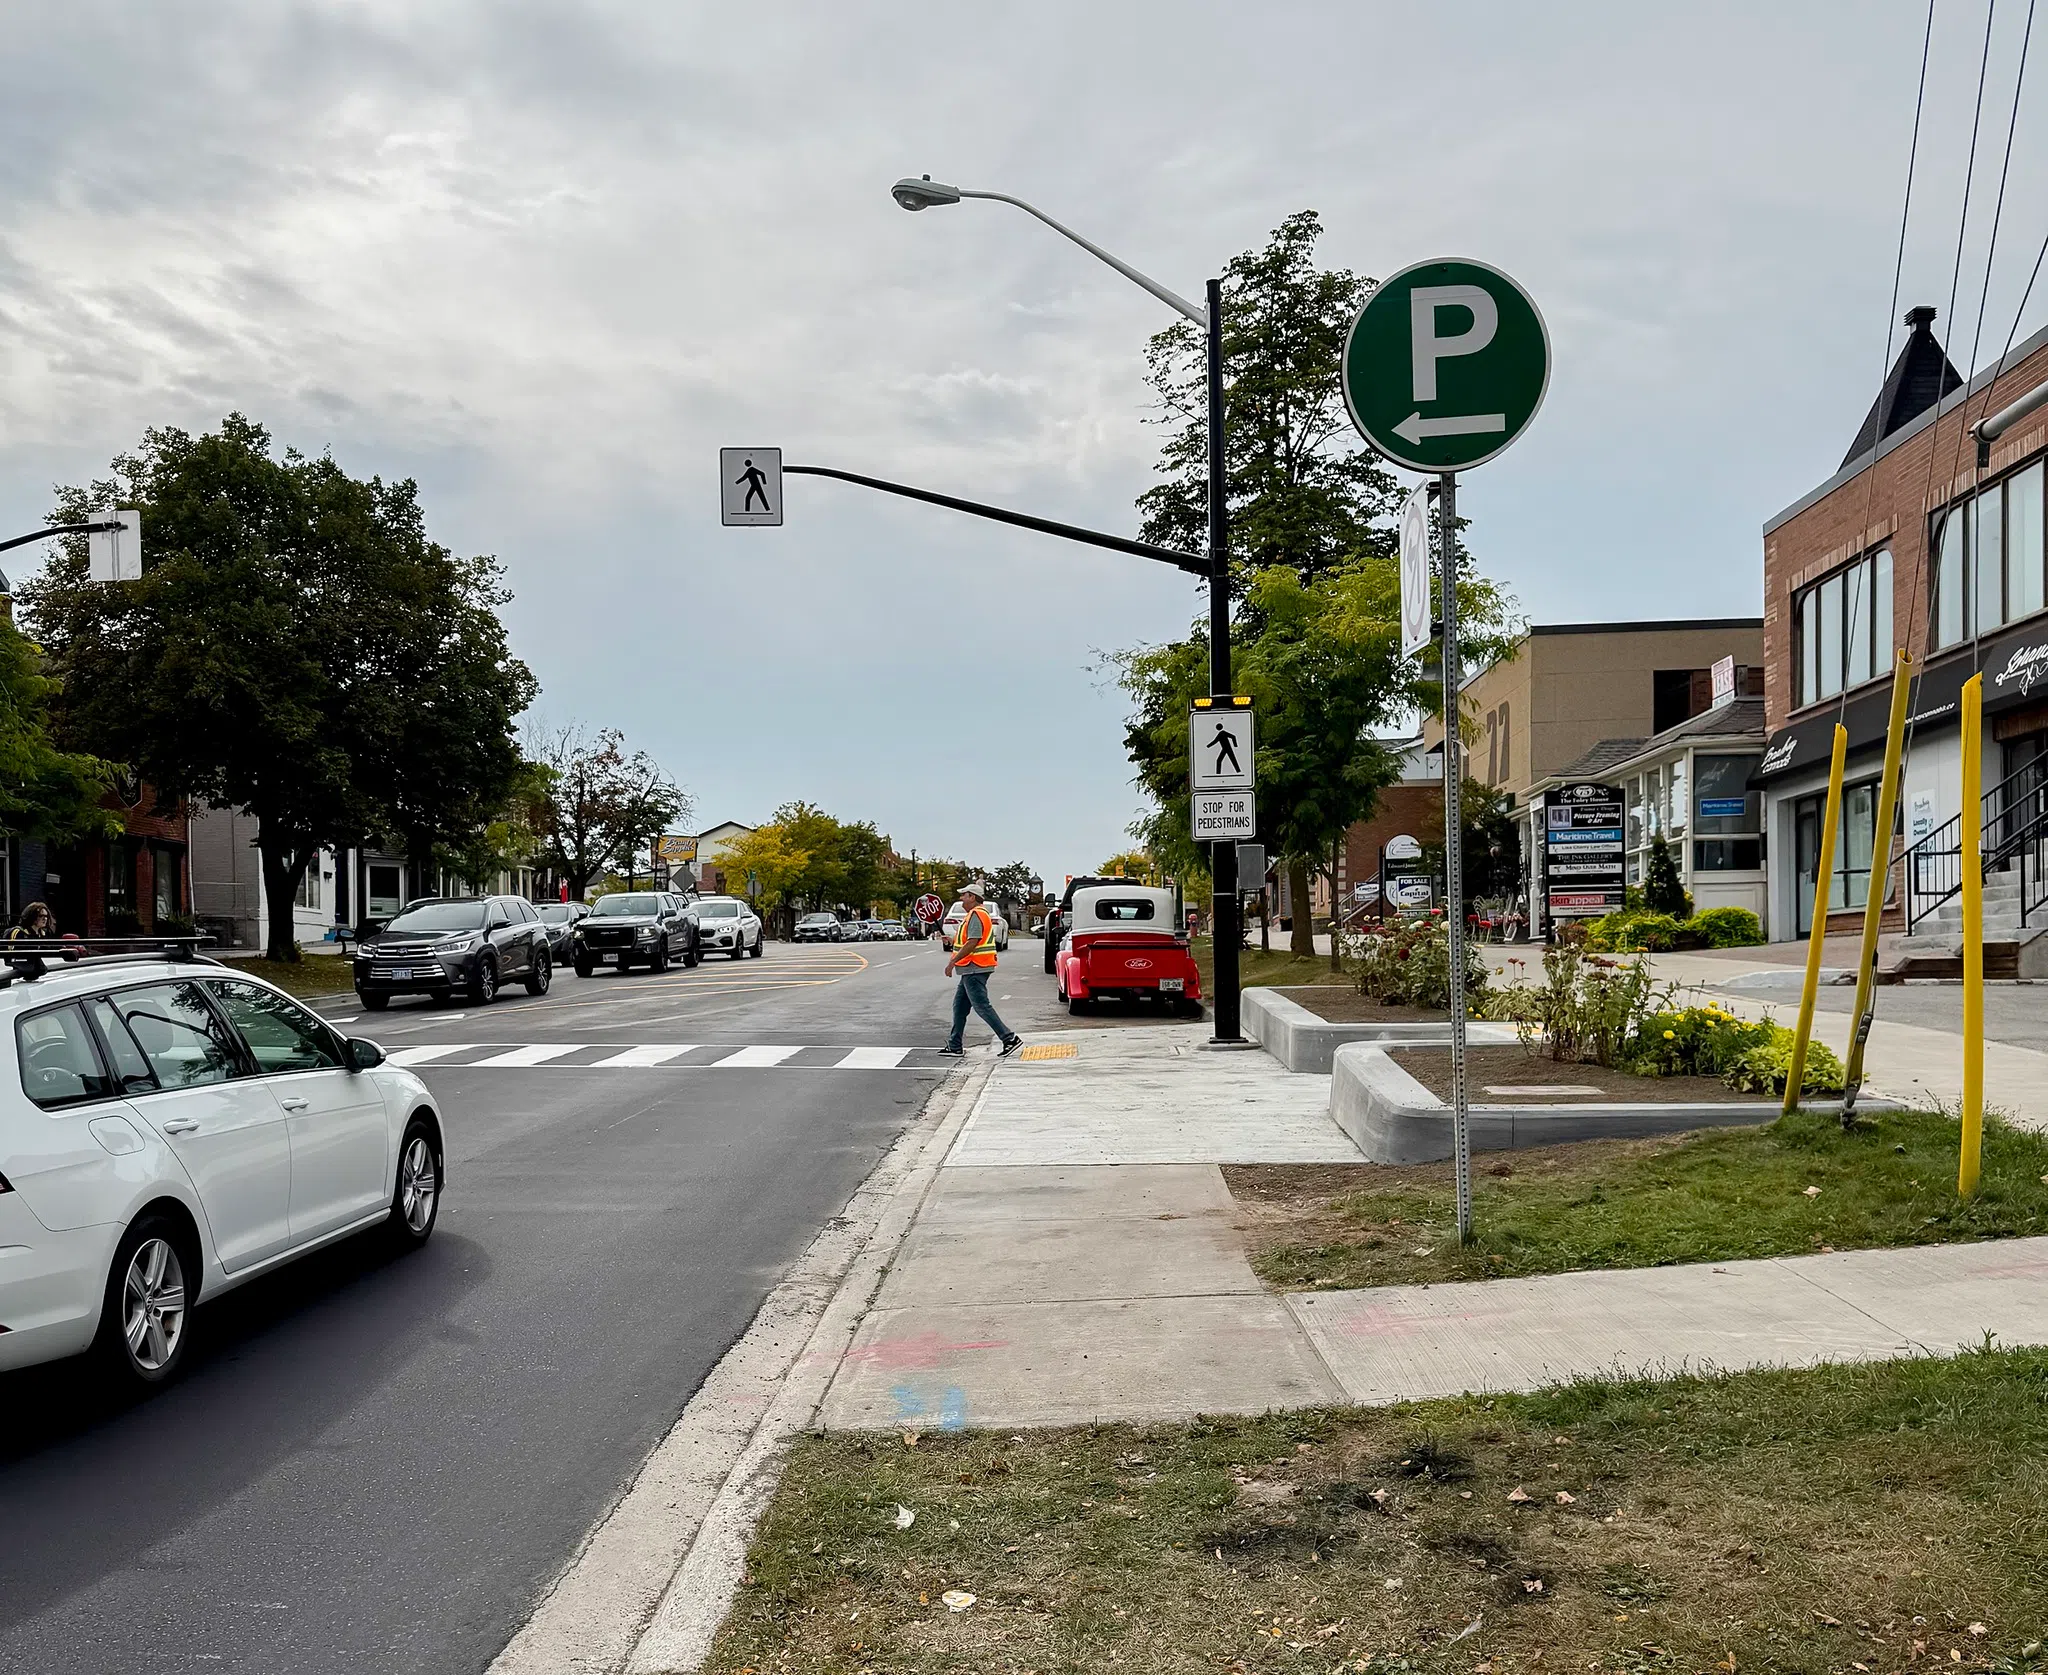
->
xmin=937 ymin=1045 xmax=966 ymax=1057
xmin=999 ymin=1036 xmax=1024 ymax=1057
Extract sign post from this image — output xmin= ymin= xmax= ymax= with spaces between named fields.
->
xmin=1343 ymin=257 xmax=1549 ymax=1247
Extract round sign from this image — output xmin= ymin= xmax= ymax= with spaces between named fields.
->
xmin=1342 ymin=257 xmax=1549 ymax=474
xmin=912 ymin=893 xmax=946 ymax=924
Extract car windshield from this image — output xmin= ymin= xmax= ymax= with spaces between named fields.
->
xmin=538 ymin=905 xmax=579 ymax=923
xmin=800 ymin=913 xmax=836 ymax=924
xmin=592 ymin=894 xmax=664 ymax=917
xmin=387 ymin=902 xmax=487 ymax=932
xmin=696 ymin=902 xmax=740 ymax=917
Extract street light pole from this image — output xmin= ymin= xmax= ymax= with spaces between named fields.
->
xmin=1205 ymin=277 xmax=1241 ymax=1041
xmin=892 ymin=175 xmax=1243 ymax=1042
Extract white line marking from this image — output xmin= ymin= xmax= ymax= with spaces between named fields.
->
xmin=708 ymin=1045 xmax=801 ymax=1068
xmin=387 ymin=1044 xmax=474 ymax=1066
xmin=471 ymin=1044 xmax=581 ymax=1068
xmin=836 ymin=1046 xmax=912 ymax=1069
xmin=592 ymin=1044 xmax=699 ymax=1068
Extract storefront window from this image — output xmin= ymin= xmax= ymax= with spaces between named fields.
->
xmin=1667 ymin=758 xmax=1687 ymax=839
xmin=1932 ymin=463 xmax=2048 ymax=649
xmin=2012 ymin=463 xmax=2045 ymax=621
xmin=1794 ymin=547 xmax=1891 ymax=705
xmin=1794 ymin=780 xmax=1878 ymax=932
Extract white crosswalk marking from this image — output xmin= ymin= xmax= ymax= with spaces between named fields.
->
xmin=471 ymin=1044 xmax=581 ymax=1068
xmin=387 ymin=1044 xmax=474 ymax=1067
xmin=710 ymin=1045 xmax=801 ymax=1068
xmin=591 ymin=1044 xmax=698 ymax=1068
xmin=835 ymin=1046 xmax=911 ymax=1069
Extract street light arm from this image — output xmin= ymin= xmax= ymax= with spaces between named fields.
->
xmin=0 ymin=520 xmax=126 ymax=556
xmin=956 ymin=190 xmax=1209 ymax=329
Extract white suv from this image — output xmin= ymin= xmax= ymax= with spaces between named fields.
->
xmin=687 ymin=895 xmax=764 ymax=960
xmin=0 ymin=951 xmax=443 ymax=1389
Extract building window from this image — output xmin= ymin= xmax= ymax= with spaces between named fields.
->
xmin=295 ymin=862 xmax=323 ymax=911
xmin=151 ymin=845 xmax=183 ymax=921
xmin=1691 ymin=753 xmax=1761 ymax=872
xmin=367 ymin=864 xmax=403 ymax=919
xmin=1792 ymin=547 xmax=1892 ymax=707
xmin=1792 ymin=780 xmax=1881 ymax=934
xmin=105 ymin=840 xmax=137 ymax=916
xmin=1930 ymin=461 xmax=2048 ymax=651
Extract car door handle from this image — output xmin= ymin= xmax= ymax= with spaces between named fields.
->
xmin=161 ymin=1117 xmax=200 ymax=1135
xmin=278 ymin=1097 xmax=310 ymax=1112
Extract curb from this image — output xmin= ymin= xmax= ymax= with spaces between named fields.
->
xmin=1328 ymin=1044 xmax=1891 ymax=1163
xmin=485 ymin=1055 xmax=996 ymax=1675
xmin=1243 ymin=986 xmax=1522 ymax=1072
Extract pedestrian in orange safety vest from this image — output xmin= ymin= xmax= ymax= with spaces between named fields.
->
xmin=939 ymin=881 xmax=1022 ymax=1057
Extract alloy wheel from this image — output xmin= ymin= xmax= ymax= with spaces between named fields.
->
xmin=400 ymin=1135 xmax=439 ymax=1233
xmin=123 ymin=1237 xmax=187 ymax=1373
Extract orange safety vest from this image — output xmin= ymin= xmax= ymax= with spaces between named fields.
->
xmin=953 ymin=905 xmax=999 ymax=968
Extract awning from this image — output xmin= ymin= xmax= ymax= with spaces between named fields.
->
xmin=1752 ymin=616 xmax=2048 ymax=785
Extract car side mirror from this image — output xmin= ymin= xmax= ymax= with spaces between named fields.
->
xmin=345 ymin=1037 xmax=386 ymax=1072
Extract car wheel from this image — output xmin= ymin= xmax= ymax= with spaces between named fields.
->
xmin=1067 ymin=994 xmax=1091 ymax=1016
xmin=683 ymin=937 xmax=699 ymax=968
xmin=387 ymin=1117 xmax=441 ymax=1249
xmin=649 ymin=940 xmax=670 ymax=975
xmin=360 ymin=991 xmax=390 ymax=1011
xmin=94 ymin=1213 xmax=195 ymax=1389
xmin=575 ymin=958 xmax=594 ymax=978
xmin=468 ymin=956 xmax=499 ymax=1005
xmin=748 ymin=934 xmax=764 ymax=958
xmin=1043 ymin=939 xmax=1057 ymax=974
xmin=524 ymin=947 xmax=552 ymax=995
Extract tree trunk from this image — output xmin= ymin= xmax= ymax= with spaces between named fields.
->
xmin=1288 ymin=858 xmax=1314 ymax=957
xmin=1329 ymin=841 xmax=1344 ymax=970
xmin=256 ymin=826 xmax=315 ymax=963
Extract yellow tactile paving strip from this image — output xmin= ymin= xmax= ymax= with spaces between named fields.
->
xmin=1015 ymin=1043 xmax=1078 ymax=1061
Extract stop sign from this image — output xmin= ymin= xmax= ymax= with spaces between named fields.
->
xmin=913 ymin=893 xmax=945 ymax=924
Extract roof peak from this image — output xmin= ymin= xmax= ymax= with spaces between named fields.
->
xmin=1842 ymin=305 xmax=1962 ymax=467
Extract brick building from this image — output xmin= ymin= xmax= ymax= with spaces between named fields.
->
xmin=1756 ymin=305 xmax=2048 ymax=949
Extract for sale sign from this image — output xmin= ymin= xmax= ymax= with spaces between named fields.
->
xmin=1542 ymin=782 xmax=1625 ymax=919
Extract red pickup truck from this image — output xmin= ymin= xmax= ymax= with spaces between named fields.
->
xmin=1053 ymin=885 xmax=1203 ymax=1017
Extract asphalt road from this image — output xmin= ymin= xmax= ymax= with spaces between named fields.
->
xmin=0 ymin=936 xmax=1045 ymax=1675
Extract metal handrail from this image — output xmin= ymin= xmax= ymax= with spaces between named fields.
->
xmin=1903 ymin=752 xmax=2048 ymax=931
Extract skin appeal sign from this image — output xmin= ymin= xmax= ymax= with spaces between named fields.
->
xmin=1342 ymin=258 xmax=1550 ymax=474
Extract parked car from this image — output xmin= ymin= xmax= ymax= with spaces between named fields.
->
xmin=353 ymin=895 xmax=551 ymax=1010
xmin=0 ymin=947 xmax=442 ymax=1387
xmin=535 ymin=901 xmax=590 ymax=960
xmin=689 ymin=895 xmax=764 ymax=960
xmin=794 ymin=913 xmax=842 ymax=943
xmin=1042 ymin=876 xmax=1116 ymax=973
xmin=572 ymin=891 xmax=700 ymax=975
xmin=874 ymin=919 xmax=910 ymax=941
xmin=939 ymin=900 xmax=1011 ymax=952
xmin=1054 ymin=884 xmax=1203 ymax=1016
xmin=841 ymin=919 xmax=874 ymax=942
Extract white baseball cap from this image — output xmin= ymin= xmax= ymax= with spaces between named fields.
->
xmin=960 ymin=880 xmax=988 ymax=898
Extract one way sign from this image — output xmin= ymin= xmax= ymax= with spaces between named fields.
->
xmin=720 ymin=448 xmax=782 ymax=526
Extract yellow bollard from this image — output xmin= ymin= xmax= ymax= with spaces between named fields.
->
xmin=1843 ymin=652 xmax=1914 ymax=1114
xmin=1786 ymin=724 xmax=1848 ymax=1115
xmin=1960 ymin=673 xmax=1984 ymax=1198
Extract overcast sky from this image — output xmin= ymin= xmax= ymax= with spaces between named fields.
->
xmin=3 ymin=0 xmax=2043 ymax=884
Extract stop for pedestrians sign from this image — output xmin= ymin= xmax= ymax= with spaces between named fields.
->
xmin=912 ymin=893 xmax=945 ymax=924
xmin=1342 ymin=258 xmax=1549 ymax=474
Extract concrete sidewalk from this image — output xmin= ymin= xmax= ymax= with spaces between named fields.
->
xmin=817 ymin=1024 xmax=2048 ymax=1431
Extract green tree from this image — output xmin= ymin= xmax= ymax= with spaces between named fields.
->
xmin=529 ymin=724 xmax=690 ymax=898
xmin=1644 ymin=834 xmax=1689 ymax=918
xmin=24 ymin=415 xmax=536 ymax=960
xmin=0 ymin=615 xmax=122 ymax=848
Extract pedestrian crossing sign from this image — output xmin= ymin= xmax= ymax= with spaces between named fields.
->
xmin=720 ymin=447 xmax=782 ymax=527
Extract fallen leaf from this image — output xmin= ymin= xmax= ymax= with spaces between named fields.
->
xmin=1804 ymin=1185 xmax=1823 ymax=1197
xmin=1523 ymin=1578 xmax=1544 ymax=1594
xmin=1555 ymin=1490 xmax=1577 ymax=1504
xmin=1370 ymin=1487 xmax=1390 ymax=1505
xmin=1460 ymin=1490 xmax=1474 ymax=1499
xmin=1968 ymin=1624 xmax=1989 ymax=1638
xmin=942 ymin=1589 xmax=976 ymax=1612
xmin=1383 ymin=1578 xmax=1403 ymax=1589
xmin=1814 ymin=1613 xmax=1842 ymax=1627
xmin=1449 ymin=1615 xmax=1484 ymax=1644
xmin=902 ymin=1431 xmax=921 ymax=1448
xmin=1507 ymin=1487 xmax=1532 ymax=1504
xmin=892 ymin=1505 xmax=915 ymax=1530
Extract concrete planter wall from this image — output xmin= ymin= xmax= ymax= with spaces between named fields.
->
xmin=1243 ymin=985 xmax=1522 ymax=1074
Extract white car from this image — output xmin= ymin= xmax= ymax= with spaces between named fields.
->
xmin=687 ymin=895 xmax=764 ymax=960
xmin=0 ymin=950 xmax=443 ymax=1388
xmin=939 ymin=902 xmax=1011 ymax=952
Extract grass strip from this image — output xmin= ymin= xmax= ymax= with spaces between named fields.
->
xmin=1226 ymin=1107 xmax=2048 ymax=1291
xmin=1191 ymin=938 xmax=1348 ymax=996
xmin=705 ymin=1348 xmax=2048 ymax=1675
xmin=219 ymin=955 xmax=359 ymax=999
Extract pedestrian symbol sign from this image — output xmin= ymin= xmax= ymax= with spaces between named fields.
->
xmin=1188 ymin=704 xmax=1254 ymax=793
xmin=1341 ymin=258 xmax=1549 ymax=473
xmin=720 ymin=447 xmax=782 ymax=526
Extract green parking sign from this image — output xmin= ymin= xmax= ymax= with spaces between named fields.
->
xmin=1342 ymin=258 xmax=1549 ymax=473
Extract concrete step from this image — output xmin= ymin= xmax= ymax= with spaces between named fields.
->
xmin=1880 ymin=940 xmax=2020 ymax=981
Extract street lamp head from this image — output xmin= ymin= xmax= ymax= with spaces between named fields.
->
xmin=891 ymin=174 xmax=961 ymax=212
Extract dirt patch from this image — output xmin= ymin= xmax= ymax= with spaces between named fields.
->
xmin=1277 ymin=985 xmax=1447 ymax=1023
xmin=1386 ymin=1042 xmax=1773 ymax=1104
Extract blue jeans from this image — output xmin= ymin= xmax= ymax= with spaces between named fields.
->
xmin=946 ymin=967 xmax=1016 ymax=1052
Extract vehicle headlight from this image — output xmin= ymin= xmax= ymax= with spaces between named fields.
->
xmin=636 ymin=926 xmax=657 ymax=941
xmin=430 ymin=936 xmax=479 ymax=954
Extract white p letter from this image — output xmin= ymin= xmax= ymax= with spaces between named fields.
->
xmin=1410 ymin=285 xmax=1498 ymax=403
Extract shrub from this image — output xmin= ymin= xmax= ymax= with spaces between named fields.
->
xmin=1345 ymin=913 xmax=1489 ymax=1014
xmin=1586 ymin=910 xmax=1686 ymax=953
xmin=1643 ymin=836 xmax=1689 ymax=918
xmin=1689 ymin=906 xmax=1765 ymax=948
xmin=1625 ymin=1002 xmax=1775 ymax=1078
xmin=1488 ymin=942 xmax=1673 ymax=1066
xmin=152 ymin=911 xmax=198 ymax=939
xmin=1723 ymin=1027 xmax=1846 ymax=1097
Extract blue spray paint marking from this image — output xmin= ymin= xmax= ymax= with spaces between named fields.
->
xmin=888 ymin=1384 xmax=971 ymax=1431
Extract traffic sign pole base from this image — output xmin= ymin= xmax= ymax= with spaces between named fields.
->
xmin=1202 ymin=1037 xmax=1260 ymax=1051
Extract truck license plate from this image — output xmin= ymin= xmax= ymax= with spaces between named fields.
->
xmin=1158 ymin=978 xmax=1184 ymax=992
xmin=388 ymin=968 xmax=414 ymax=981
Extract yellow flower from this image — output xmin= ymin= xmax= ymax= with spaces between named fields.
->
xmin=1663 ymin=1030 xmax=1675 ymax=1040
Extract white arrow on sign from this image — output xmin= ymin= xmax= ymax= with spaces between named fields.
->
xmin=1392 ymin=412 xmax=1507 ymax=446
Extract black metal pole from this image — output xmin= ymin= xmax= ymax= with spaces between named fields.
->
xmin=1206 ymin=277 xmax=1241 ymax=1043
